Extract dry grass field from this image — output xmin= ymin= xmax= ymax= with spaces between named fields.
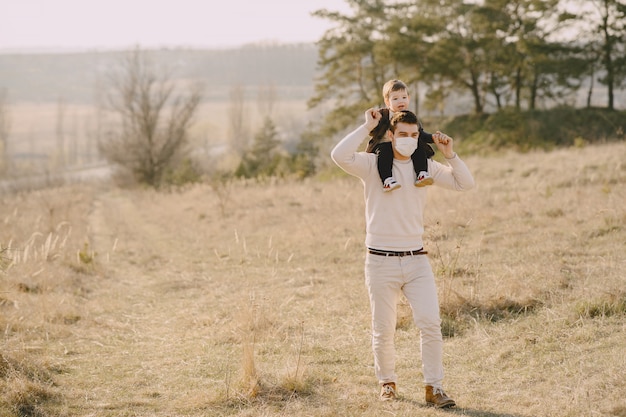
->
xmin=1 ymin=141 xmax=626 ymax=417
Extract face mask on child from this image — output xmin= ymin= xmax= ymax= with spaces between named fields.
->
xmin=394 ymin=137 xmax=418 ymax=157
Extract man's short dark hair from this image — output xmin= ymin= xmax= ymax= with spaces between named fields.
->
xmin=389 ymin=110 xmax=419 ymax=132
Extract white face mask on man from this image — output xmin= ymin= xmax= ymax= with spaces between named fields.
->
xmin=394 ymin=137 xmax=418 ymax=157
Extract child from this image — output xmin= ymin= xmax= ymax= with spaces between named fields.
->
xmin=366 ymin=79 xmax=435 ymax=192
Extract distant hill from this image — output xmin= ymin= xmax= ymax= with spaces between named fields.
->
xmin=0 ymin=43 xmax=319 ymax=103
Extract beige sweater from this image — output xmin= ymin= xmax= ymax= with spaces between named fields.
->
xmin=331 ymin=124 xmax=475 ymax=251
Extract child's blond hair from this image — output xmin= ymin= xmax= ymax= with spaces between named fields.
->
xmin=382 ymin=79 xmax=409 ymax=100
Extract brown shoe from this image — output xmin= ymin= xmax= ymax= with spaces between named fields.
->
xmin=425 ymin=385 xmax=456 ymax=408
xmin=380 ymin=382 xmax=397 ymax=401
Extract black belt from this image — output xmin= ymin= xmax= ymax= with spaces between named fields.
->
xmin=368 ymin=248 xmax=428 ymax=257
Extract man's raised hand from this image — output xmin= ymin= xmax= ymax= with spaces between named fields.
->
xmin=433 ymin=131 xmax=456 ymax=159
xmin=364 ymin=108 xmax=382 ymax=131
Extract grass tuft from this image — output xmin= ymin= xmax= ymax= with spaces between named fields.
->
xmin=0 ymin=353 xmax=58 ymax=417
xmin=0 ymin=246 xmax=11 ymax=271
xmin=441 ymin=294 xmax=543 ymax=337
xmin=575 ymin=291 xmax=626 ymax=318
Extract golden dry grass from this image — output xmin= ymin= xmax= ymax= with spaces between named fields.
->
xmin=1 ymin=141 xmax=626 ymax=417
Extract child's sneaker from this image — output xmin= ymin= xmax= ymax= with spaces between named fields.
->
xmin=383 ymin=177 xmax=401 ymax=192
xmin=415 ymin=171 xmax=433 ymax=187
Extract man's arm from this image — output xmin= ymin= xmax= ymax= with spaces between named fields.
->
xmin=429 ymin=132 xmax=475 ymax=191
xmin=331 ymin=109 xmax=382 ymax=177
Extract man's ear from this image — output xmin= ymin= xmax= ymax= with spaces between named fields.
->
xmin=386 ymin=129 xmax=394 ymax=141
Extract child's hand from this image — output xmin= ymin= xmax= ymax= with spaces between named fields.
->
xmin=364 ymin=108 xmax=382 ymax=131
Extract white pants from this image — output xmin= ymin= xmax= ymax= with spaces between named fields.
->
xmin=364 ymin=252 xmax=444 ymax=388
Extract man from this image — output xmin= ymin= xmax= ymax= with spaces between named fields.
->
xmin=330 ymin=109 xmax=474 ymax=408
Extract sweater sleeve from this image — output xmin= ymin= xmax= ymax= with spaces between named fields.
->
xmin=330 ymin=124 xmax=375 ymax=179
xmin=429 ymin=154 xmax=475 ymax=191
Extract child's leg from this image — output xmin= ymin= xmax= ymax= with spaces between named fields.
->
xmin=377 ymin=142 xmax=400 ymax=191
xmin=419 ymin=128 xmax=434 ymax=143
xmin=419 ymin=130 xmax=435 ymax=158
xmin=411 ymin=147 xmax=429 ymax=176
xmin=376 ymin=142 xmax=394 ymax=185
xmin=412 ymin=138 xmax=434 ymax=187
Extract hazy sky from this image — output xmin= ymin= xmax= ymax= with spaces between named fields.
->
xmin=1 ymin=0 xmax=352 ymax=52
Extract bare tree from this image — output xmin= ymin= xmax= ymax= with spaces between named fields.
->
xmin=55 ymin=97 xmax=66 ymax=169
xmin=591 ymin=0 xmax=626 ymax=110
xmin=99 ymin=49 xmax=202 ymax=187
xmin=88 ymin=77 xmax=106 ymax=164
xmin=228 ymin=84 xmax=248 ymax=156
xmin=256 ymin=82 xmax=277 ymax=119
xmin=0 ymin=89 xmax=10 ymax=175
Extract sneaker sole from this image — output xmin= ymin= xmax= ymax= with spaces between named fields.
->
xmin=384 ymin=185 xmax=401 ymax=192
xmin=415 ymin=178 xmax=434 ymax=187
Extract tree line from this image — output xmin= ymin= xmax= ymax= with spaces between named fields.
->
xmin=309 ymin=0 xmax=626 ymax=136
xmin=73 ymin=0 xmax=626 ymax=188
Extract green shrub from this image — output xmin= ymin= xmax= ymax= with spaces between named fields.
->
xmin=440 ymin=107 xmax=626 ymax=152
xmin=162 ymin=158 xmax=203 ymax=187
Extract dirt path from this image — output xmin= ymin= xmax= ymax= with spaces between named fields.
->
xmin=42 ymin=180 xmax=368 ymax=416
xmin=56 ymin=189 xmax=219 ymax=415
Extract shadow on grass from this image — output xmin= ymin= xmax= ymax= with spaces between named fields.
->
xmin=450 ymin=408 xmax=529 ymax=417
xmin=399 ymin=398 xmax=529 ymax=417
xmin=207 ymin=382 xmax=318 ymax=415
